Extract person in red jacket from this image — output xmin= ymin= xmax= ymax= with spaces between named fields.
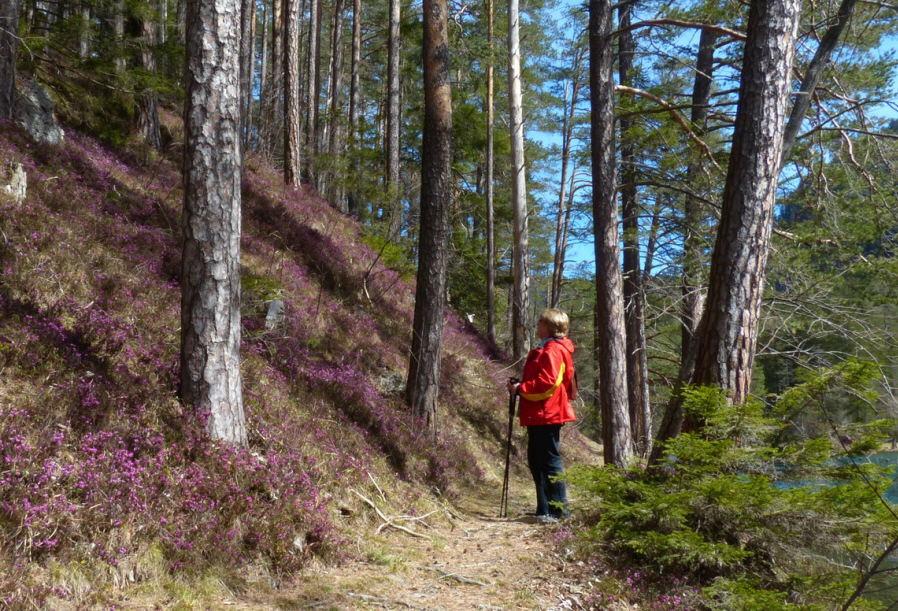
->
xmin=507 ymin=308 xmax=576 ymax=522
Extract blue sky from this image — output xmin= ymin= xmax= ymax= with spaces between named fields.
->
xmin=528 ymin=10 xmax=898 ymax=275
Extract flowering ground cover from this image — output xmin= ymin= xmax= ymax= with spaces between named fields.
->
xmin=0 ymin=116 xmax=530 ymax=607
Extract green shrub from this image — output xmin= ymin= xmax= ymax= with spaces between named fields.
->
xmin=567 ymin=378 xmax=897 ymax=610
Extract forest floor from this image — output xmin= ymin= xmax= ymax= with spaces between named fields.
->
xmin=221 ymin=489 xmax=607 ymax=611
xmin=122 ymin=463 xmax=628 ymax=611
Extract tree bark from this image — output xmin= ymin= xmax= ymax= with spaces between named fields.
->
xmin=485 ymin=0 xmax=496 ymax=346
xmin=113 ymin=0 xmax=126 ymax=72
xmin=79 ymin=2 xmax=90 ymax=60
xmin=650 ymin=0 xmax=801 ymax=464
xmin=590 ymin=0 xmax=632 ymax=467
xmin=406 ymin=0 xmax=452 ymax=434
xmin=240 ymin=0 xmax=256 ymax=151
xmin=347 ymin=0 xmax=361 ymax=217
xmin=259 ymin=0 xmax=269 ymax=122
xmin=508 ymin=0 xmax=529 ymax=360
xmin=643 ymin=196 xmax=662 ymax=279
xmin=176 ymin=0 xmax=187 ymax=43
xmin=780 ymin=0 xmax=861 ymax=164
xmin=181 ymin=0 xmax=247 ymax=446
xmin=555 ymin=166 xmax=579 ymax=291
xmin=0 ymin=0 xmax=20 ymax=120
xmin=325 ymin=0 xmax=346 ymax=204
xmin=139 ymin=9 xmax=162 ymax=149
xmin=303 ymin=0 xmax=320 ymax=183
xmin=618 ymin=1 xmax=650 ymax=457
xmin=261 ymin=0 xmax=283 ymax=160
xmin=284 ymin=0 xmax=302 ymax=185
xmin=159 ymin=0 xmax=167 ymax=46
xmin=681 ymin=28 xmax=717 ymax=364
xmin=386 ymin=0 xmax=402 ymax=234
xmin=692 ymin=0 xmax=800 ymax=402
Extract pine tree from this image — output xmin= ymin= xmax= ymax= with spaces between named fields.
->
xmin=180 ymin=0 xmax=247 ymax=446
xmin=0 ymin=0 xmax=20 ymax=120
xmin=284 ymin=0 xmax=302 ymax=185
xmin=406 ymin=0 xmax=452 ymax=433
xmin=652 ymin=0 xmax=801 ymax=458
xmin=508 ymin=0 xmax=530 ymax=360
xmin=590 ymin=0 xmax=633 ymax=467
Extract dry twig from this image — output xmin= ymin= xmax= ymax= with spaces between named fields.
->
xmin=350 ymin=489 xmax=432 ymax=540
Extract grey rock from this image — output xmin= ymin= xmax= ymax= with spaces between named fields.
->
xmin=4 ymin=162 xmax=26 ymax=204
xmin=374 ymin=370 xmax=406 ymax=396
xmin=14 ymin=80 xmax=65 ymax=145
xmin=265 ymin=299 xmax=285 ymax=330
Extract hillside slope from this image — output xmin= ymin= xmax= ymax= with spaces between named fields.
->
xmin=0 ymin=111 xmax=597 ymax=608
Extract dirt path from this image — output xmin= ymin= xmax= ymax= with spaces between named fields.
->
xmin=291 ymin=512 xmax=582 ymax=610
xmin=224 ymin=491 xmax=590 ymax=611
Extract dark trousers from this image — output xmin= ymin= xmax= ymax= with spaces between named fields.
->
xmin=527 ymin=424 xmax=568 ymax=517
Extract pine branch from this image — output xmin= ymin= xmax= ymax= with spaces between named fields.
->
xmin=616 ymin=85 xmax=723 ymax=173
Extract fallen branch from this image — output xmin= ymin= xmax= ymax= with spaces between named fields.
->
xmin=376 ymin=510 xmax=439 ymax=534
xmin=350 ymin=489 xmax=432 ymax=540
xmin=348 ymin=592 xmax=421 ymax=609
xmin=367 ymin=471 xmax=387 ymax=503
xmin=420 ymin=565 xmax=489 ymax=586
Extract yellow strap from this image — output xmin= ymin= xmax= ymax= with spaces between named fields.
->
xmin=519 ymin=362 xmax=566 ymax=402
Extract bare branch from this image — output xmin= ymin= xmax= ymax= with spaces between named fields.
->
xmin=859 ymin=0 xmax=898 ymax=9
xmin=612 ymin=19 xmax=746 ymax=41
xmin=817 ymin=127 xmax=898 ymax=140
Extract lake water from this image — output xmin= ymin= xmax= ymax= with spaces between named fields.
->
xmin=775 ymin=451 xmax=897 ymax=605
xmin=865 ymin=451 xmax=898 ymax=503
xmin=774 ymin=451 xmax=898 ymax=503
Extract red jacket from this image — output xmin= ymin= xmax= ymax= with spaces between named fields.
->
xmin=518 ymin=337 xmax=576 ymax=426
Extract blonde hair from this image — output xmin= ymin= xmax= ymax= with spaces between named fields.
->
xmin=539 ymin=308 xmax=570 ymax=338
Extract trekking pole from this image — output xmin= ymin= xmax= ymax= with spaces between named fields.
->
xmin=499 ymin=377 xmax=519 ymax=518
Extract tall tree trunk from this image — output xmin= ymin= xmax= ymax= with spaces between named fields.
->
xmin=347 ymin=0 xmax=361 ymax=217
xmin=589 ymin=0 xmax=632 ymax=467
xmin=551 ymin=77 xmax=568 ymax=308
xmin=181 ymin=0 xmax=247 ymax=446
xmin=508 ymin=0 xmax=529 ymax=360
xmin=681 ymin=28 xmax=717 ymax=364
xmin=113 ymin=0 xmax=126 ymax=72
xmin=325 ymin=0 xmax=345 ymax=204
xmin=643 ymin=195 xmax=662 ymax=279
xmin=270 ymin=0 xmax=284 ymax=160
xmin=554 ymin=166 xmax=579 ymax=291
xmin=79 ymin=2 xmax=90 ymax=59
xmin=303 ymin=0 xmax=319 ymax=183
xmin=159 ymin=0 xmax=167 ymax=45
xmin=780 ymin=0 xmax=860 ymax=164
xmin=176 ymin=0 xmax=187 ymax=43
xmin=485 ymin=0 xmax=496 ymax=346
xmin=284 ymin=0 xmax=301 ymax=184
xmin=406 ymin=0 xmax=452 ymax=433
xmin=259 ymin=0 xmax=282 ymax=159
xmin=691 ymin=0 xmax=800 ymax=404
xmin=0 ymin=0 xmax=20 ymax=120
xmin=651 ymin=0 xmax=800 ymax=463
xmin=386 ymin=0 xmax=402 ymax=234
xmin=313 ymin=0 xmax=322 ymax=164
xmin=139 ymin=10 xmax=162 ymax=149
xmin=618 ymin=1 xmax=650 ymax=457
xmin=259 ymin=0 xmax=269 ymax=122
xmin=550 ymin=51 xmax=582 ymax=309
xmin=240 ymin=0 xmax=256 ymax=151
